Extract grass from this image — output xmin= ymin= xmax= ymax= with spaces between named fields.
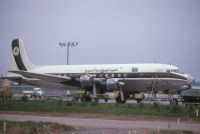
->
xmin=0 ymin=120 xmax=53 ymax=131
xmin=0 ymin=121 xmax=198 ymax=134
xmin=0 ymin=120 xmax=74 ymax=134
xmin=0 ymin=99 xmax=200 ymax=119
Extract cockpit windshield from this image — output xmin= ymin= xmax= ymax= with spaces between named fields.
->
xmin=167 ymin=69 xmax=180 ymax=73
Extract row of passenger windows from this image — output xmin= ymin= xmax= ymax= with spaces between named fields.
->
xmin=51 ymin=73 xmax=128 ymax=78
xmin=49 ymin=73 xmax=185 ymax=80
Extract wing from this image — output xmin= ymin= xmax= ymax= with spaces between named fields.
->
xmin=9 ymin=70 xmax=71 ymax=83
xmin=0 ymin=76 xmax=22 ymax=81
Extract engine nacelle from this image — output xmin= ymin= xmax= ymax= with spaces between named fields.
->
xmin=106 ymin=78 xmax=118 ymax=91
xmin=80 ymin=74 xmax=93 ymax=87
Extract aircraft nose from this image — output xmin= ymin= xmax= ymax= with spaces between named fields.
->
xmin=185 ymin=74 xmax=195 ymax=85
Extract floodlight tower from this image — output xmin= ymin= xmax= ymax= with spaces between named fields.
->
xmin=59 ymin=41 xmax=78 ymax=65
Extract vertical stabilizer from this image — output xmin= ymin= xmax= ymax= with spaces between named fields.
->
xmin=11 ymin=39 xmax=36 ymax=71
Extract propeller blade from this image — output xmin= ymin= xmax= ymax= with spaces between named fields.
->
xmin=93 ymin=82 xmax=97 ymax=98
xmin=119 ymin=88 xmax=124 ymax=101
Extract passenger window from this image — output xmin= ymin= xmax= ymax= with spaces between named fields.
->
xmin=105 ymin=74 xmax=108 ymax=77
xmin=118 ymin=74 xmax=121 ymax=77
xmin=100 ymin=74 xmax=102 ymax=77
xmin=111 ymin=74 xmax=114 ymax=77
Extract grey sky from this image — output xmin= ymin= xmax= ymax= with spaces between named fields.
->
xmin=0 ymin=0 xmax=200 ymax=81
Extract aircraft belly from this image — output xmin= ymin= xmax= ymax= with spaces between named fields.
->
xmin=121 ymin=78 xmax=187 ymax=92
xmin=18 ymin=77 xmax=188 ymax=93
xmin=122 ymin=79 xmax=152 ymax=92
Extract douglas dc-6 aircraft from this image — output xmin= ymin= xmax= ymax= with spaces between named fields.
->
xmin=4 ymin=39 xmax=194 ymax=103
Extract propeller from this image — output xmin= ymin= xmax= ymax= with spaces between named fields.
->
xmin=118 ymin=74 xmax=127 ymax=101
xmin=119 ymin=87 xmax=124 ymax=101
xmin=117 ymin=82 xmax=125 ymax=101
xmin=80 ymin=74 xmax=97 ymax=98
xmin=92 ymin=80 xmax=97 ymax=98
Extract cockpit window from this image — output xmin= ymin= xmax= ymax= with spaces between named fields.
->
xmin=174 ymin=69 xmax=180 ymax=73
xmin=167 ymin=69 xmax=180 ymax=73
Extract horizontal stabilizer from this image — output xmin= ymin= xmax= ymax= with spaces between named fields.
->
xmin=9 ymin=70 xmax=71 ymax=83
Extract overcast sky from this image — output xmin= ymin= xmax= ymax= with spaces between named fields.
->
xmin=0 ymin=0 xmax=200 ymax=81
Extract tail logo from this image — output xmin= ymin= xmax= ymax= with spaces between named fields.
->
xmin=13 ymin=47 xmax=20 ymax=56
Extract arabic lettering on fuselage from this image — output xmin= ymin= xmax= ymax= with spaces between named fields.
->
xmin=85 ymin=67 xmax=121 ymax=73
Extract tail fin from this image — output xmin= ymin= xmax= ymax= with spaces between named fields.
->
xmin=11 ymin=39 xmax=36 ymax=71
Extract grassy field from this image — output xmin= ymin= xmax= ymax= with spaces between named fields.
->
xmin=0 ymin=99 xmax=199 ymax=119
xmin=0 ymin=121 xmax=198 ymax=134
xmin=0 ymin=120 xmax=53 ymax=129
xmin=0 ymin=120 xmax=74 ymax=134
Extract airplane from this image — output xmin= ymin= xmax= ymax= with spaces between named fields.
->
xmin=4 ymin=38 xmax=194 ymax=103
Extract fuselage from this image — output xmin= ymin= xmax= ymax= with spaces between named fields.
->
xmin=31 ymin=64 xmax=179 ymax=74
xmin=25 ymin=63 xmax=193 ymax=92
